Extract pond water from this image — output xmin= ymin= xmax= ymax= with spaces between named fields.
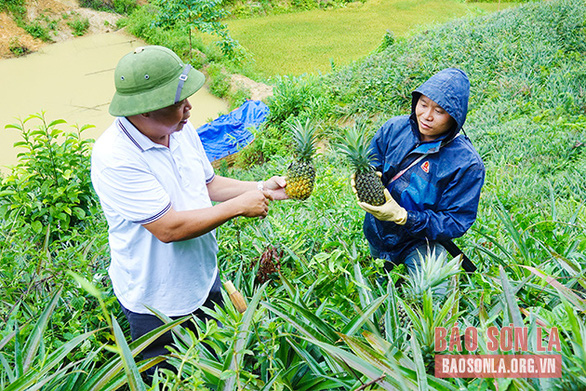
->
xmin=0 ymin=30 xmax=228 ymax=172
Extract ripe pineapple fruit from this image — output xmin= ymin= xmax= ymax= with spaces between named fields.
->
xmin=337 ymin=125 xmax=386 ymax=206
xmin=285 ymin=118 xmax=317 ymax=200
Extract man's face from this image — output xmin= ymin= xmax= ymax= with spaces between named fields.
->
xmin=415 ymin=95 xmax=454 ymax=141
xmin=144 ymin=99 xmax=192 ymax=140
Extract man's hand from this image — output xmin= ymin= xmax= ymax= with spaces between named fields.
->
xmin=357 ymin=189 xmax=407 ymax=225
xmin=263 ymin=176 xmax=288 ymax=200
xmin=236 ymin=190 xmax=272 ymax=218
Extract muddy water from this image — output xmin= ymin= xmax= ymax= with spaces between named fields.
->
xmin=0 ymin=30 xmax=228 ymax=172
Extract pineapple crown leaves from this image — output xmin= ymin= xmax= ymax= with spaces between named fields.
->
xmin=335 ymin=124 xmax=378 ymax=174
xmin=404 ymin=248 xmax=461 ymax=301
xmin=286 ymin=117 xmax=318 ymax=162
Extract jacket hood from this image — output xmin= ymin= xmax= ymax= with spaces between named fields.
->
xmin=411 ymin=68 xmax=470 ymax=141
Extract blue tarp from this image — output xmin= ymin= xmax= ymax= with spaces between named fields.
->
xmin=196 ymin=100 xmax=268 ymax=162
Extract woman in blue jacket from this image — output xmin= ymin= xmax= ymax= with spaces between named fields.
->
xmin=357 ymin=68 xmax=485 ymax=274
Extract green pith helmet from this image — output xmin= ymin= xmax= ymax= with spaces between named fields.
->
xmin=109 ymin=45 xmax=205 ymax=117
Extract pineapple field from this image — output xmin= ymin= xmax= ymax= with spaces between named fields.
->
xmin=1 ymin=0 xmax=586 ymax=390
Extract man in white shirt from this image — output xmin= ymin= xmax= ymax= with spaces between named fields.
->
xmin=91 ymin=45 xmax=287 ymax=373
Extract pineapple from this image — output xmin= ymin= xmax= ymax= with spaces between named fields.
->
xmin=285 ymin=118 xmax=317 ymax=200
xmin=396 ymin=303 xmax=409 ymax=327
xmin=337 ymin=125 xmax=386 ymax=206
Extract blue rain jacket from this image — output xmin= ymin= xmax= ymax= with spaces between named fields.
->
xmin=363 ymin=68 xmax=485 ymax=263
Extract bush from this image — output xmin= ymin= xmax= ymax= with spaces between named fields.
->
xmin=265 ymin=74 xmax=328 ymax=124
xmin=23 ymin=21 xmax=52 ymax=41
xmin=67 ymin=16 xmax=90 ymax=36
xmin=235 ymin=124 xmax=291 ymax=166
xmin=112 ymin=0 xmax=137 ymax=14
xmin=0 ymin=113 xmax=99 ymax=238
xmin=206 ymin=63 xmax=231 ymax=98
xmin=125 ymin=4 xmax=225 ymax=63
xmin=0 ymin=0 xmax=26 ymax=16
xmin=79 ymin=0 xmax=136 ymax=14
xmin=8 ymin=37 xmax=30 ymax=56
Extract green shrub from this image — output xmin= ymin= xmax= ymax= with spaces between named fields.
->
xmin=125 ymin=4 xmax=224 ymax=64
xmin=23 ymin=21 xmax=52 ymax=41
xmin=78 ymin=0 xmax=135 ymax=13
xmin=112 ymin=0 xmax=137 ymax=14
xmin=0 ymin=113 xmax=99 ymax=238
xmin=0 ymin=0 xmax=26 ymax=17
xmin=78 ymin=0 xmax=112 ymax=12
xmin=67 ymin=17 xmax=90 ymax=36
xmin=265 ymin=74 xmax=327 ymax=124
xmin=206 ymin=63 xmax=231 ymax=98
xmin=8 ymin=37 xmax=30 ymax=56
xmin=227 ymin=85 xmax=251 ymax=110
xmin=235 ymin=124 xmax=291 ymax=166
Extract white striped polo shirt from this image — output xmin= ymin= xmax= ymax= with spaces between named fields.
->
xmin=91 ymin=117 xmax=218 ymax=316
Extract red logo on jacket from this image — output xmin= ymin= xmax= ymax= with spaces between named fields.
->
xmin=421 ymin=161 xmax=430 ymax=173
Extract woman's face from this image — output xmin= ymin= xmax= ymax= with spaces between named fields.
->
xmin=415 ymin=95 xmax=454 ymax=141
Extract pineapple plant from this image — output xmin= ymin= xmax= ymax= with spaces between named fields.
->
xmin=285 ymin=118 xmax=317 ymax=200
xmin=403 ymin=248 xmax=462 ymax=373
xmin=336 ymin=125 xmax=386 ymax=206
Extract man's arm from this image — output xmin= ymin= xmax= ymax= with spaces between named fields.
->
xmin=206 ymin=175 xmax=258 ymax=202
xmin=142 ymin=190 xmax=270 ymax=243
xmin=207 ymin=175 xmax=288 ymax=202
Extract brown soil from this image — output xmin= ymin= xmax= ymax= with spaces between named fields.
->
xmin=0 ymin=0 xmax=121 ymax=58
xmin=231 ymin=74 xmax=274 ymax=102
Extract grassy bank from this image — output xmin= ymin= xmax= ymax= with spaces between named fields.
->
xmin=1 ymin=0 xmax=585 ymax=389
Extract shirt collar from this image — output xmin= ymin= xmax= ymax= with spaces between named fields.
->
xmin=117 ymin=117 xmax=171 ymax=152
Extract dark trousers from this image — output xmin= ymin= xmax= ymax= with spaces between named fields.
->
xmin=119 ymin=273 xmax=223 ymax=377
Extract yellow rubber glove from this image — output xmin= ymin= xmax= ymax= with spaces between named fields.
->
xmin=357 ymin=188 xmax=408 ymax=225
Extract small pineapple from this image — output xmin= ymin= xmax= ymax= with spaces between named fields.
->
xmin=285 ymin=118 xmax=317 ymax=200
xmin=337 ymin=125 xmax=386 ymax=206
xmin=379 ymin=301 xmax=410 ymax=336
xmin=396 ymin=303 xmax=409 ymax=327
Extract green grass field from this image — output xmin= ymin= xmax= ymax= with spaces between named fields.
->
xmin=218 ymin=0 xmax=518 ymax=76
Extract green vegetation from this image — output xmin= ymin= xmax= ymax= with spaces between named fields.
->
xmin=124 ymin=0 xmax=247 ymax=70
xmin=0 ymin=0 xmax=26 ymax=23
xmin=222 ymin=0 xmax=366 ymax=18
xmin=153 ymin=0 xmax=245 ymax=62
xmin=124 ymin=4 xmax=252 ymax=106
xmin=8 ymin=37 xmax=30 ymax=57
xmin=67 ymin=16 xmax=90 ymax=36
xmin=22 ymin=16 xmax=57 ymax=42
xmin=78 ymin=0 xmax=137 ymax=14
xmin=221 ymin=0 xmax=518 ymax=76
xmin=2 ymin=0 xmax=586 ymax=389
xmin=124 ymin=0 xmax=515 ymax=84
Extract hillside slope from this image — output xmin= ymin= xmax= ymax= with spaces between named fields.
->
xmin=268 ymin=0 xmax=586 ymax=216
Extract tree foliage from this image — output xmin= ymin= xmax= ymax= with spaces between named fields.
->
xmin=154 ymin=0 xmax=245 ymax=62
